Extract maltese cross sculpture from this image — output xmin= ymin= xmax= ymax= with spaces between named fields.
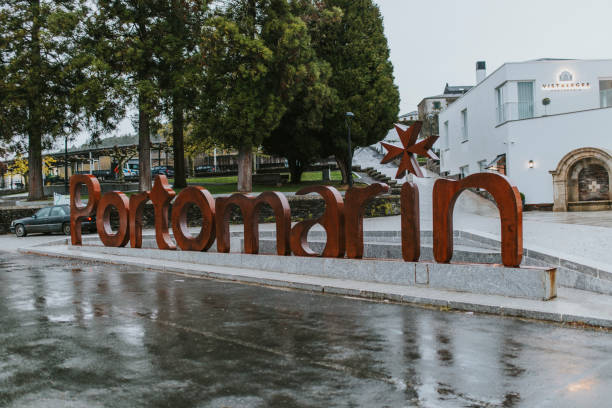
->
xmin=380 ymin=121 xmax=439 ymax=178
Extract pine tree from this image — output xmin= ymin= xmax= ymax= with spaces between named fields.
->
xmin=194 ymin=0 xmax=317 ymax=192
xmin=91 ymin=0 xmax=167 ymax=191
xmin=262 ymin=1 xmax=341 ymax=183
xmin=314 ymin=0 xmax=400 ymax=184
xmin=0 ymin=0 xmax=102 ymax=200
xmin=157 ymin=0 xmax=211 ymax=188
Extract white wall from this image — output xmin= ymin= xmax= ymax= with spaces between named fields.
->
xmin=438 ymin=64 xmax=510 ymax=176
xmin=438 ymin=59 xmax=612 ymax=203
xmin=506 ymin=107 xmax=612 ymax=204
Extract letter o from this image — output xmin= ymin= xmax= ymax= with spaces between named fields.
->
xmin=171 ymin=186 xmax=216 ymax=251
xmin=96 ymin=192 xmax=130 ymax=247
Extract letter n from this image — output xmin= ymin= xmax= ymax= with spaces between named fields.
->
xmin=433 ymin=173 xmax=523 ymax=267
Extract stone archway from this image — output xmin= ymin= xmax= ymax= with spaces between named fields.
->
xmin=550 ymin=147 xmax=612 ymax=211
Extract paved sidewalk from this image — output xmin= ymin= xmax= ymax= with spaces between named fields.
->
xmin=20 ymin=243 xmax=612 ymax=329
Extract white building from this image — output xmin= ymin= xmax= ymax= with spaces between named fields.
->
xmin=438 ymin=58 xmax=612 ymax=211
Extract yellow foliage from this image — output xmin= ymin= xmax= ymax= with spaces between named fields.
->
xmin=8 ymin=154 xmax=28 ymax=177
xmin=43 ymin=156 xmax=56 ymax=173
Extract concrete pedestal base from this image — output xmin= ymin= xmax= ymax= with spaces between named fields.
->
xmin=68 ymin=244 xmax=556 ymax=301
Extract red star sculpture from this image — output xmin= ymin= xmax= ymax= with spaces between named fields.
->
xmin=380 ymin=121 xmax=439 ymax=179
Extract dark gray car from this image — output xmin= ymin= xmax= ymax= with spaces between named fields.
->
xmin=9 ymin=205 xmax=96 ymax=237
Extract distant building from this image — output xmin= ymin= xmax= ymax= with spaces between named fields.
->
xmin=417 ymin=83 xmax=473 ymax=119
xmin=438 ymin=58 xmax=612 ymax=211
xmin=399 ymin=111 xmax=418 ymax=122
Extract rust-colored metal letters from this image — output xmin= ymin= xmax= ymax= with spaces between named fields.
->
xmin=150 ymin=175 xmax=176 ymax=250
xmin=401 ymin=182 xmax=420 ymax=262
xmin=129 ymin=191 xmax=149 ymax=249
xmin=171 ymin=186 xmax=216 ymax=252
xmin=96 ymin=191 xmax=130 ymax=247
xmin=69 ymin=133 xmax=523 ymax=270
xmin=432 ymin=173 xmax=523 ymax=267
xmin=290 ymin=186 xmax=345 ymax=258
xmin=344 ymin=183 xmax=389 ymax=259
xmin=216 ymin=192 xmax=291 ymax=255
xmin=70 ymin=174 xmax=101 ymax=245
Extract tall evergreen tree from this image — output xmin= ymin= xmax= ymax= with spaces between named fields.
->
xmin=195 ymin=0 xmax=317 ymax=192
xmin=92 ymin=0 xmax=166 ymax=191
xmin=262 ymin=1 xmax=340 ymax=183
xmin=314 ymin=0 xmax=400 ymax=184
xmin=157 ymin=0 xmax=211 ymax=188
xmin=0 ymin=0 xmax=110 ymax=200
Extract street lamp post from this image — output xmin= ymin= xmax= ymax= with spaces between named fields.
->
xmin=64 ymin=136 xmax=68 ymax=195
xmin=345 ymin=112 xmax=355 ymax=187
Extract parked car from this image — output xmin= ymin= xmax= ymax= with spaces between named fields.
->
xmin=152 ymin=166 xmax=175 ymax=178
xmin=123 ymin=167 xmax=139 ymax=180
xmin=194 ymin=165 xmax=216 ymax=177
xmin=9 ymin=205 xmax=96 ymax=237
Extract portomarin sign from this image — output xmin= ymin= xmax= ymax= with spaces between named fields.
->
xmin=69 ymin=123 xmax=524 ymax=268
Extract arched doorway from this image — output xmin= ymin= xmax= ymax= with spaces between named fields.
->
xmin=550 ymin=147 xmax=612 ymax=211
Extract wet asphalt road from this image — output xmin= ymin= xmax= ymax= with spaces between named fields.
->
xmin=1 ymin=253 xmax=612 ymax=407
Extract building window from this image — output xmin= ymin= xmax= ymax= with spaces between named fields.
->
xmin=443 ymin=121 xmax=449 ymax=149
xmin=433 ymin=101 xmax=442 ymax=110
xmin=461 ymin=109 xmax=468 ymax=142
xmin=459 ymin=165 xmax=469 ymax=179
xmin=517 ymin=81 xmax=534 ymax=119
xmin=600 ymin=80 xmax=612 ymax=108
xmin=496 ymin=86 xmax=504 ymax=124
xmin=478 ymin=160 xmax=488 ymax=172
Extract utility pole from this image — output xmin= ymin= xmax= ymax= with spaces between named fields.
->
xmin=345 ymin=112 xmax=355 ymax=187
xmin=64 ymin=136 xmax=68 ymax=194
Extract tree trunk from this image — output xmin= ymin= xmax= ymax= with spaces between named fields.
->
xmin=335 ymin=156 xmax=349 ymax=185
xmin=138 ymin=94 xmax=152 ymax=191
xmin=188 ymin=155 xmax=194 ymax=178
xmin=288 ymin=159 xmax=304 ymax=183
xmin=28 ymin=136 xmax=43 ymax=199
xmin=172 ymin=95 xmax=187 ymax=188
xmin=117 ymin=158 xmax=125 ymax=182
xmin=237 ymin=143 xmax=253 ymax=192
xmin=28 ymin=0 xmax=44 ymax=200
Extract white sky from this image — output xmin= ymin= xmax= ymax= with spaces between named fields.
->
xmin=70 ymin=0 xmax=612 ymax=147
xmin=376 ymin=0 xmax=612 ymax=113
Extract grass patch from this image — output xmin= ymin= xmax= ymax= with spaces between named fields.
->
xmin=182 ymin=170 xmax=342 ymax=185
xmin=74 ymin=170 xmax=350 ymax=199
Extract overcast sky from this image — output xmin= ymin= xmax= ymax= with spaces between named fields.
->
xmin=376 ymin=0 xmax=612 ymax=114
xmin=70 ymin=0 xmax=612 ymax=147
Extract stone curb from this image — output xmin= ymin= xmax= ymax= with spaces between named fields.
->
xmin=20 ymin=245 xmax=612 ymax=329
xmin=57 ymin=244 xmax=556 ymax=301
